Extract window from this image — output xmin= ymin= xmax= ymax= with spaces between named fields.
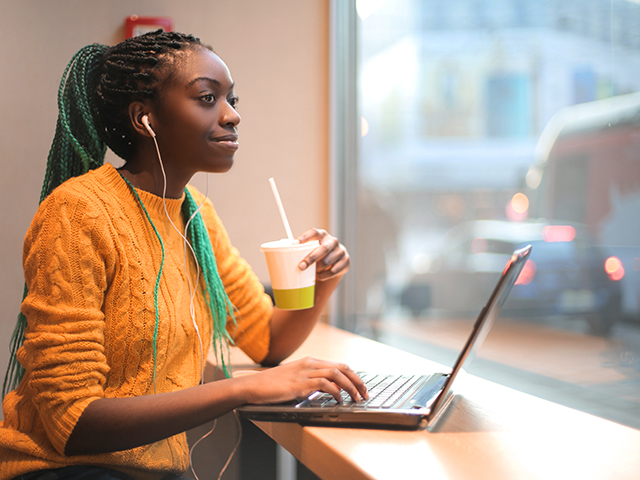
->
xmin=332 ymin=0 xmax=640 ymax=429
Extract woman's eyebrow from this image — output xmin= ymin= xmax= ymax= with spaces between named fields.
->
xmin=186 ymin=77 xmax=235 ymax=90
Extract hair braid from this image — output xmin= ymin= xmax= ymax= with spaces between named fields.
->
xmin=4 ymin=30 xmax=234 ymax=398
xmin=183 ymin=191 xmax=237 ymax=378
xmin=40 ymin=44 xmax=108 ymax=202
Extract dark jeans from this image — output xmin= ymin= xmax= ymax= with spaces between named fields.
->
xmin=13 ymin=465 xmax=188 ymax=480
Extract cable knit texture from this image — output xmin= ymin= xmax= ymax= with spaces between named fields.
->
xmin=0 ymin=163 xmax=273 ymax=480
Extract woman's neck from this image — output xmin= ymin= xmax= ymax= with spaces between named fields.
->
xmin=118 ymin=161 xmax=190 ymax=199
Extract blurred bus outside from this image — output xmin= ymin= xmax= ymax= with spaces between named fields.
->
xmin=526 ymin=92 xmax=640 ymax=326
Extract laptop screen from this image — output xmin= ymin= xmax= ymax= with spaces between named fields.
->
xmin=427 ymin=244 xmax=532 ymax=425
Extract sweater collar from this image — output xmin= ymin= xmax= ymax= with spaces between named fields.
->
xmin=99 ymin=163 xmax=186 ymax=221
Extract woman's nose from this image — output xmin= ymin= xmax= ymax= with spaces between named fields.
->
xmin=221 ymin=101 xmax=241 ymax=127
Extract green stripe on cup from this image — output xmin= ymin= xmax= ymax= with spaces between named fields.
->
xmin=273 ymin=285 xmax=315 ymax=310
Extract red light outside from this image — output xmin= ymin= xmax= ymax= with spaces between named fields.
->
xmin=542 ymin=225 xmax=576 ymax=242
xmin=605 ymin=256 xmax=625 ymax=281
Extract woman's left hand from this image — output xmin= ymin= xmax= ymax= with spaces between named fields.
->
xmin=296 ymin=228 xmax=350 ymax=281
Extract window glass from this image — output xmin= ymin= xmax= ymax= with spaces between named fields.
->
xmin=351 ymin=0 xmax=640 ymax=428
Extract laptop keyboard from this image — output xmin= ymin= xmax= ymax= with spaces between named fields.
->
xmin=302 ymin=373 xmax=426 ymax=409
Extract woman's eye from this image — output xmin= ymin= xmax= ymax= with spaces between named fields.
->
xmin=201 ymin=94 xmax=215 ymax=104
xmin=228 ymin=96 xmax=239 ymax=109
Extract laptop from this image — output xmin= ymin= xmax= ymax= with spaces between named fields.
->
xmin=236 ymin=245 xmax=532 ymax=430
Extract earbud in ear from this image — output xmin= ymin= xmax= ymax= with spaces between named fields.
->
xmin=142 ymin=115 xmax=156 ymax=138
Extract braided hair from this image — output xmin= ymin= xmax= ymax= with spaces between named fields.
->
xmin=3 ymin=30 xmax=236 ymax=398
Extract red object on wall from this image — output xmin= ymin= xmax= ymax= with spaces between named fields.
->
xmin=125 ymin=16 xmax=173 ymax=38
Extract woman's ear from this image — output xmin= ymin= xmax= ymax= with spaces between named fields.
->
xmin=128 ymin=102 xmax=155 ymax=138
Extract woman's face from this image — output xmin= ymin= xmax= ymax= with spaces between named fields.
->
xmin=148 ymin=46 xmax=241 ymax=178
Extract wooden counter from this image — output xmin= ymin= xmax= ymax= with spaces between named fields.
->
xmin=216 ymin=323 xmax=640 ymax=480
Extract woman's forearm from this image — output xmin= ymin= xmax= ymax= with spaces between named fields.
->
xmin=64 ymin=347 xmax=368 ymax=457
xmin=64 ymin=377 xmax=248 ymax=456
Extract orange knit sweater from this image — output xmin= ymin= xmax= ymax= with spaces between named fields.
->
xmin=0 ymin=163 xmax=273 ymax=480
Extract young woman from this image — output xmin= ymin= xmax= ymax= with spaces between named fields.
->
xmin=0 ymin=31 xmax=367 ymax=480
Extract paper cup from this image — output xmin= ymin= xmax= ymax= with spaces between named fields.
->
xmin=261 ymin=239 xmax=320 ymax=310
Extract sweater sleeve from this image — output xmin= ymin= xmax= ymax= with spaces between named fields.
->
xmin=188 ymin=187 xmax=273 ymax=364
xmin=18 ymin=189 xmax=112 ymax=456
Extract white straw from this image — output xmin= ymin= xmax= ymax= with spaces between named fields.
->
xmin=269 ymin=177 xmax=294 ymax=241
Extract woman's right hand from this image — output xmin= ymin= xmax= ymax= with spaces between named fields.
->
xmin=237 ymin=356 xmax=369 ymax=405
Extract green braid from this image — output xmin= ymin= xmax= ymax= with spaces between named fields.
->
xmin=2 ymin=286 xmax=28 ymax=399
xmin=183 ymin=190 xmax=237 ymax=378
xmin=40 ymin=44 xmax=108 ymax=202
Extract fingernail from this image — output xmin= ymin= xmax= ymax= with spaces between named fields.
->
xmin=298 ymin=261 xmax=307 ymax=270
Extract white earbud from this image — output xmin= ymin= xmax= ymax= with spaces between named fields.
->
xmin=142 ymin=115 xmax=156 ymax=138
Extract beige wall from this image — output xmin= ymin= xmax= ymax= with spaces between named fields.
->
xmin=0 ymin=0 xmax=329 ymax=417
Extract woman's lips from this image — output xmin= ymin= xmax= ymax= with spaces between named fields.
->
xmin=216 ymin=140 xmax=239 ymax=149
xmin=212 ymin=134 xmax=239 ymax=150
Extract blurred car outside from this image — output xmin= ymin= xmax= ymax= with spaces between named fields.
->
xmin=400 ymin=220 xmax=622 ymax=335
